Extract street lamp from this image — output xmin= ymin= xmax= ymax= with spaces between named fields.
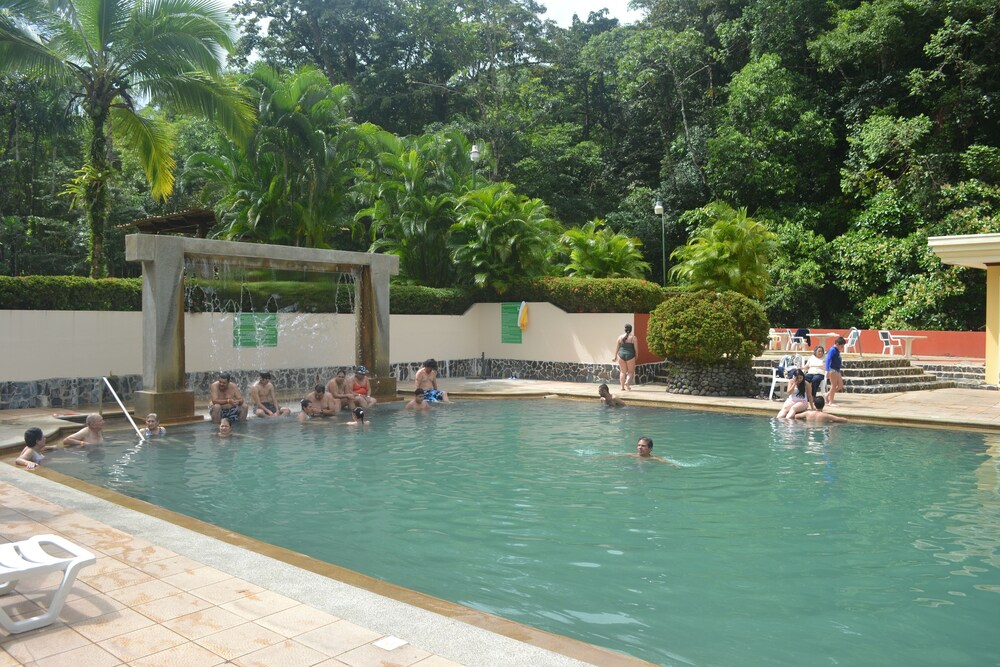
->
xmin=654 ymin=200 xmax=665 ymax=286
xmin=470 ymin=143 xmax=481 ymax=189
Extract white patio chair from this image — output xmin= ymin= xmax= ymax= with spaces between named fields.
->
xmin=785 ymin=329 xmax=807 ymax=351
xmin=879 ymin=330 xmax=902 ymax=355
xmin=0 ymin=534 xmax=96 ymax=633
xmin=843 ymin=327 xmax=861 ymax=354
xmin=769 ymin=354 xmax=802 ymax=400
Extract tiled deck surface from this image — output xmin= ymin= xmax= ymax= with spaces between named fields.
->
xmin=1 ymin=372 xmax=998 ymax=666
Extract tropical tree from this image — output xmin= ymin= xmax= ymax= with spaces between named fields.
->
xmin=1 ymin=0 xmax=254 ymax=276
xmin=451 ymin=183 xmax=562 ymax=291
xmin=669 ymin=202 xmax=775 ymax=300
xmin=357 ymin=130 xmax=474 ymax=286
xmin=185 ymin=66 xmax=362 ymax=248
xmin=560 ymin=218 xmax=650 ymax=278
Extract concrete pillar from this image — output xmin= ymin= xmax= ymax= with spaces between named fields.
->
xmin=356 ymin=262 xmax=396 ymax=399
xmin=125 ymin=235 xmax=195 ymax=420
xmin=987 ymin=265 xmax=1000 ymax=385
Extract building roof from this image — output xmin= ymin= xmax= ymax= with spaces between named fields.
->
xmin=124 ymin=209 xmax=217 ymax=237
xmin=929 ymin=233 xmax=1000 ymax=269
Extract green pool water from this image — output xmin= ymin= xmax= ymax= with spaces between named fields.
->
xmin=45 ymin=400 xmax=1000 ymax=666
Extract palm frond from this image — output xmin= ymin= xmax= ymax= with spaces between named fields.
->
xmin=110 ymin=106 xmax=176 ymax=199
xmin=140 ymin=71 xmax=255 ymax=145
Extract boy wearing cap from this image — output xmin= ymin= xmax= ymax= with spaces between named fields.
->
xmin=351 ymin=366 xmax=377 ymax=408
xmin=251 ymin=371 xmax=290 ymax=418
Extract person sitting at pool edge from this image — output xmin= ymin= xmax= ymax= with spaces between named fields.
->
xmin=142 ymin=413 xmax=166 ymax=438
xmin=210 ymin=372 xmax=248 ymax=424
xmin=17 ymin=427 xmax=56 ymax=469
xmin=350 ymin=366 xmax=377 ymax=408
xmin=414 ymin=359 xmax=450 ymax=403
xmin=598 ymin=383 xmax=625 ymax=407
xmin=406 ymin=388 xmax=431 ymax=411
xmin=327 ymin=369 xmax=357 ymax=413
xmin=64 ymin=413 xmax=105 ymax=446
xmin=304 ymin=384 xmax=337 ymax=417
xmin=795 ymin=396 xmax=848 ymax=423
xmin=251 ymin=370 xmax=290 ymax=418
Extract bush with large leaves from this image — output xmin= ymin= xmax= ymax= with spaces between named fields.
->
xmin=669 ymin=203 xmax=775 ymax=300
xmin=560 ymin=219 xmax=650 ymax=279
xmin=451 ymin=184 xmax=562 ymax=292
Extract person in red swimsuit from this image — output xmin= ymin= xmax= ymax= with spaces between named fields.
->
xmin=350 ymin=366 xmax=377 ymax=408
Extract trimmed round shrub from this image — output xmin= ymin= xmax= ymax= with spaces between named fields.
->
xmin=647 ymin=290 xmax=769 ymax=364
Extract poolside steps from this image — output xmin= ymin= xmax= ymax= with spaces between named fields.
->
xmin=748 ymin=357 xmax=956 ymax=396
xmin=911 ymin=362 xmax=996 ymax=390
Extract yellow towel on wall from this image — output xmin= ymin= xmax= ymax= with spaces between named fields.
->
xmin=518 ymin=301 xmax=528 ymax=331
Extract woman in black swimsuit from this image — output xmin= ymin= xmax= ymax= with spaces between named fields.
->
xmin=613 ymin=323 xmax=638 ymax=391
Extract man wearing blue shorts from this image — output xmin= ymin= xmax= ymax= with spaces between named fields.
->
xmin=824 ymin=336 xmax=846 ymax=406
xmin=414 ymin=359 xmax=450 ymax=403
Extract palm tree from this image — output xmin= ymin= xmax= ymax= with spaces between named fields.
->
xmin=560 ymin=219 xmax=651 ymax=279
xmin=669 ymin=203 xmax=776 ymax=300
xmin=1 ymin=0 xmax=254 ymax=276
xmin=451 ymin=184 xmax=562 ymax=292
xmin=186 ymin=66 xmax=361 ymax=248
xmin=356 ymin=129 xmax=473 ymax=286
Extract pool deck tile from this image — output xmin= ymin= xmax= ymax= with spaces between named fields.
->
xmin=10 ymin=375 xmax=995 ymax=667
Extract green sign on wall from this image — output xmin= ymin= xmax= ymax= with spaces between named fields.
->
xmin=233 ymin=313 xmax=278 ymax=347
xmin=501 ymin=302 xmax=522 ymax=344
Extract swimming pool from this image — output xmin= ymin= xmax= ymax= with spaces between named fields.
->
xmin=45 ymin=400 xmax=1000 ymax=665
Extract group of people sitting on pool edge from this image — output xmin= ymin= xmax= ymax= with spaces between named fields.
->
xmin=775 ymin=335 xmax=848 ymax=423
xmin=209 ymin=358 xmax=451 ymax=426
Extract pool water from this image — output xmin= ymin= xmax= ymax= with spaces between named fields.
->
xmin=45 ymin=400 xmax=1000 ymax=666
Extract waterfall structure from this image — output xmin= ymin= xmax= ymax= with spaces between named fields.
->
xmin=126 ymin=235 xmax=399 ymax=420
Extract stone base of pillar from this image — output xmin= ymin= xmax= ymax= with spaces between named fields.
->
xmin=134 ymin=390 xmax=196 ymax=422
xmin=371 ymin=377 xmax=398 ymax=400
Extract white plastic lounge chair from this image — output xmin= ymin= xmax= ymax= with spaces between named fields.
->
xmin=878 ymin=330 xmax=902 ymax=356
xmin=0 ymin=534 xmax=96 ymax=633
xmin=843 ymin=327 xmax=861 ymax=354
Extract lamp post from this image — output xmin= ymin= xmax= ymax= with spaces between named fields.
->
xmin=470 ymin=143 xmax=481 ymax=189
xmin=654 ymin=200 xmax=665 ymax=286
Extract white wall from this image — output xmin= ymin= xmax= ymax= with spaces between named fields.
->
xmin=0 ymin=305 xmax=634 ymax=381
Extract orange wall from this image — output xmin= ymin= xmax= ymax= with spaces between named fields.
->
xmin=831 ymin=329 xmax=985 ymax=358
xmin=636 ymin=322 xmax=986 ymax=361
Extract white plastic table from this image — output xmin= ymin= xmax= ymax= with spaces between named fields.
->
xmin=889 ymin=334 xmax=927 ymax=358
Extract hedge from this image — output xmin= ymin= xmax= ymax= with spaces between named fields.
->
xmin=0 ymin=275 xmax=666 ymax=314
xmin=0 ymin=276 xmax=142 ymax=310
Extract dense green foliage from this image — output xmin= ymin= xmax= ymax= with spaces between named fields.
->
xmin=0 ymin=276 xmax=142 ymax=310
xmin=646 ymin=291 xmax=769 ymax=364
xmin=0 ymin=276 xmax=664 ymax=314
xmin=4 ymin=0 xmax=999 ymax=329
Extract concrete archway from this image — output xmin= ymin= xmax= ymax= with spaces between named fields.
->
xmin=126 ymin=235 xmax=399 ymax=420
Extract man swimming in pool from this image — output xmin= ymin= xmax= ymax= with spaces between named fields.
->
xmin=406 ymin=388 xmax=431 ymax=411
xmin=210 ymin=372 xmax=248 ymax=424
xmin=251 ymin=370 xmax=290 ymax=418
xmin=629 ymin=437 xmax=677 ymax=465
xmin=414 ymin=359 xmax=450 ymax=403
